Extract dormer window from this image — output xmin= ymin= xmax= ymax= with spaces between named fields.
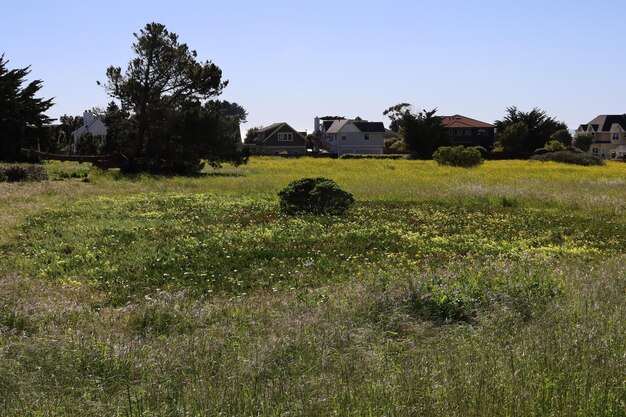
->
xmin=612 ymin=132 xmax=620 ymax=141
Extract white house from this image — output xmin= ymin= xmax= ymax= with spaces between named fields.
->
xmin=577 ymin=114 xmax=626 ymax=159
xmin=316 ymin=117 xmax=385 ymax=156
xmin=71 ymin=110 xmax=108 ymax=152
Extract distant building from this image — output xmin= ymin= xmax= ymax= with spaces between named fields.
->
xmin=441 ymin=115 xmax=495 ymax=148
xmin=577 ymin=114 xmax=626 ymax=159
xmin=316 ymin=117 xmax=385 ymax=156
xmin=71 ymin=110 xmax=107 ymax=153
xmin=250 ymin=122 xmax=307 ymax=155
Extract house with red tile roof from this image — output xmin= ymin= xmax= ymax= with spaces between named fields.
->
xmin=441 ymin=115 xmax=495 ymax=148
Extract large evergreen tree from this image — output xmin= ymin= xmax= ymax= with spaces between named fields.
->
xmin=0 ymin=54 xmax=54 ymax=161
xmin=495 ymin=106 xmax=567 ymax=153
xmin=384 ymin=103 xmax=449 ymax=159
xmin=101 ymin=22 xmax=247 ymax=173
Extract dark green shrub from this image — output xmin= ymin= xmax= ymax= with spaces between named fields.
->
xmin=279 ymin=177 xmax=354 ymax=215
xmin=433 ymin=145 xmax=483 ymax=167
xmin=0 ymin=164 xmax=48 ymax=182
xmin=473 ymin=146 xmax=488 ymax=156
xmin=530 ymin=151 xmax=605 ymax=166
xmin=544 ymin=140 xmax=567 ymax=152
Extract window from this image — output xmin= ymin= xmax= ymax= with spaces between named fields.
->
xmin=278 ymin=132 xmax=293 ymax=142
xmin=592 ymin=147 xmax=599 ymax=154
xmin=341 ymin=135 xmax=347 ymax=141
xmin=464 ymin=129 xmax=472 ymax=136
xmin=364 ymin=133 xmax=370 ymax=140
xmin=612 ymin=132 xmax=620 ymax=141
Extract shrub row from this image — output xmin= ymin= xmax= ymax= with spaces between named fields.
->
xmin=339 ymin=154 xmax=406 ymax=160
xmin=0 ymin=163 xmax=48 ymax=182
xmin=530 ymin=151 xmax=605 ymax=166
xmin=433 ymin=146 xmax=484 ymax=167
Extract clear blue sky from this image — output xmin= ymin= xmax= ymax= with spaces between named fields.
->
xmin=2 ymin=0 xmax=624 ymax=133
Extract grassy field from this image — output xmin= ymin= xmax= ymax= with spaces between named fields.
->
xmin=0 ymin=158 xmax=625 ymax=416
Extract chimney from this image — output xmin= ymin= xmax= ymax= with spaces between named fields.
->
xmin=83 ymin=110 xmax=94 ymax=126
xmin=314 ymin=116 xmax=320 ymax=134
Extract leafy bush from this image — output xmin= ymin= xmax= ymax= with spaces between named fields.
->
xmin=0 ymin=164 xmax=48 ymax=182
xmin=339 ymin=154 xmax=405 ymax=160
xmin=544 ymin=140 xmax=567 ymax=152
xmin=433 ymin=145 xmax=483 ymax=167
xmin=278 ymin=177 xmax=354 ymax=215
xmin=530 ymin=151 xmax=605 ymax=166
xmin=473 ymin=146 xmax=488 ymax=156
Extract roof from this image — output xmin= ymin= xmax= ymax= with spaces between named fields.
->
xmin=256 ymin=122 xmax=284 ymax=133
xmin=579 ymin=114 xmax=626 ymax=132
xmin=326 ymin=119 xmax=350 ymax=134
xmin=441 ymin=115 xmax=494 ymax=129
xmin=322 ymin=120 xmax=334 ymax=132
xmin=353 ymin=121 xmax=385 ymax=133
xmin=327 ymin=119 xmax=385 ymax=134
xmin=256 ymin=122 xmax=305 ymax=144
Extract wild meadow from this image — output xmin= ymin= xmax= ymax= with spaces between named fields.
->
xmin=0 ymin=158 xmax=625 ymax=416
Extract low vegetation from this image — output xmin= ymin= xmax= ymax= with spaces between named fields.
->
xmin=432 ymin=145 xmax=484 ymax=167
xmin=0 ymin=163 xmax=48 ymax=182
xmin=530 ymin=150 xmax=605 ymax=166
xmin=278 ymin=177 xmax=354 ymax=215
xmin=0 ymin=158 xmax=624 ymax=415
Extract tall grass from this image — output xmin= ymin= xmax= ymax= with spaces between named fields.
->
xmin=0 ymin=158 xmax=624 ymax=415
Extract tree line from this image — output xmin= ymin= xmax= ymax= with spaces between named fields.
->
xmin=1 ymin=22 xmax=595 ymax=172
xmin=1 ymin=23 xmax=248 ymax=173
xmin=383 ymin=103 xmax=593 ymax=159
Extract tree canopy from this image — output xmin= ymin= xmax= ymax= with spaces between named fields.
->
xmin=494 ymin=106 xmax=567 ymax=153
xmin=100 ymin=22 xmax=248 ymax=173
xmin=573 ymin=132 xmax=593 ymax=152
xmin=383 ymin=104 xmax=449 ymax=159
xmin=0 ymin=54 xmax=54 ymax=161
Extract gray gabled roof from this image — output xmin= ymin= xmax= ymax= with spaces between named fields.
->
xmin=326 ymin=119 xmax=386 ymax=134
xmin=256 ymin=122 xmax=284 ymax=133
xmin=579 ymin=114 xmax=626 ymax=132
xmin=353 ymin=122 xmax=385 ymax=133
xmin=322 ymin=120 xmax=334 ymax=132
xmin=256 ymin=122 xmax=305 ymax=144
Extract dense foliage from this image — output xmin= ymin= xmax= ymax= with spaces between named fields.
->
xmin=0 ymin=55 xmax=53 ymax=161
xmin=278 ymin=177 xmax=354 ymax=215
xmin=549 ymin=129 xmax=573 ymax=146
xmin=101 ymin=23 xmax=248 ymax=173
xmin=573 ymin=132 xmax=593 ymax=152
xmin=432 ymin=145 xmax=483 ymax=167
xmin=384 ymin=103 xmax=449 ymax=158
xmin=495 ymin=106 xmax=567 ymax=153
xmin=530 ymin=150 xmax=604 ymax=166
xmin=544 ymin=139 xmax=567 ymax=152
xmin=0 ymin=163 xmax=48 ymax=182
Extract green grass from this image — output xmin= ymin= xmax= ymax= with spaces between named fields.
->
xmin=0 ymin=157 xmax=625 ymax=416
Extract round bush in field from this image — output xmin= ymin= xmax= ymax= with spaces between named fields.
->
xmin=433 ymin=145 xmax=483 ymax=167
xmin=279 ymin=177 xmax=354 ymax=215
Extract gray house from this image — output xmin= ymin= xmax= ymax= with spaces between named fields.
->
xmin=316 ymin=117 xmax=385 ymax=156
xmin=251 ymin=122 xmax=307 ymax=155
